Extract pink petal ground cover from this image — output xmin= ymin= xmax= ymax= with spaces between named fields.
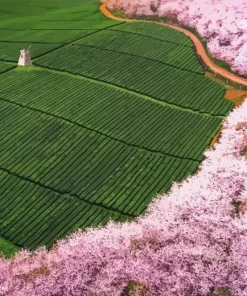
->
xmin=1 ymin=99 xmax=247 ymax=295
xmin=102 ymin=0 xmax=247 ymax=76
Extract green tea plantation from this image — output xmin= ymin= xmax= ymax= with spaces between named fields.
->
xmin=0 ymin=0 xmax=233 ymax=253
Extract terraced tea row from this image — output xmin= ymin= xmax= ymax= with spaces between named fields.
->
xmin=0 ymin=17 xmax=193 ymax=51
xmin=0 ymin=170 xmax=126 ymax=249
xmin=0 ymin=99 xmax=198 ymax=220
xmin=34 ymin=44 xmax=233 ymax=115
xmin=74 ymin=29 xmax=203 ymax=73
xmin=0 ymin=21 xmax=123 ymax=62
xmin=109 ymin=22 xmax=193 ymax=47
xmin=0 ymin=68 xmax=222 ymax=160
xmin=0 ymin=61 xmax=15 ymax=73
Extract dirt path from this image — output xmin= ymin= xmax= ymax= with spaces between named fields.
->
xmin=100 ymin=4 xmax=247 ymax=87
xmin=225 ymin=90 xmax=247 ymax=107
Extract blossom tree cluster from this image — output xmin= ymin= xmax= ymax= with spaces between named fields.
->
xmin=0 ymin=98 xmax=247 ymax=295
xmin=102 ymin=0 xmax=247 ymax=76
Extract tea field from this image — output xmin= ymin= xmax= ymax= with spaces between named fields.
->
xmin=0 ymin=0 xmax=233 ymax=252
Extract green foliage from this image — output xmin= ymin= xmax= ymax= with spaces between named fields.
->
xmin=74 ymin=28 xmax=202 ymax=73
xmin=0 ymin=99 xmax=198 ymax=218
xmin=34 ymin=44 xmax=233 ymax=116
xmin=0 ymin=63 xmax=227 ymax=249
xmin=0 ymin=61 xmax=15 ymax=73
xmin=0 ymin=236 xmax=20 ymax=258
xmin=0 ymin=171 xmax=126 ymax=249
xmin=110 ymin=22 xmax=193 ymax=47
xmin=0 ymin=68 xmax=222 ymax=160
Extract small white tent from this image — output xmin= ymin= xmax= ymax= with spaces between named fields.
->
xmin=18 ymin=49 xmax=32 ymax=66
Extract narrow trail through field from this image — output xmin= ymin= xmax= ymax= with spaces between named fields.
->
xmin=100 ymin=4 xmax=247 ymax=87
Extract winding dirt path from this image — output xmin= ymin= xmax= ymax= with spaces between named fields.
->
xmin=100 ymin=4 xmax=247 ymax=87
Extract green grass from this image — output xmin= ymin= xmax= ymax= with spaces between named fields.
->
xmin=0 ymin=236 xmax=20 ymax=258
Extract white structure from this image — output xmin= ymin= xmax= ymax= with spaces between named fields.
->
xmin=18 ymin=49 xmax=32 ymax=66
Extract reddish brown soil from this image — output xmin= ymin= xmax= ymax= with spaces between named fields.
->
xmin=210 ymin=90 xmax=247 ymax=149
xmin=225 ymin=90 xmax=247 ymax=107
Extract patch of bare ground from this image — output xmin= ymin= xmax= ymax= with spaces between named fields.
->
xmin=121 ymin=280 xmax=151 ymax=296
xmin=225 ymin=89 xmax=247 ymax=108
xmin=209 ymin=88 xmax=247 ymax=150
xmin=15 ymin=265 xmax=50 ymax=283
